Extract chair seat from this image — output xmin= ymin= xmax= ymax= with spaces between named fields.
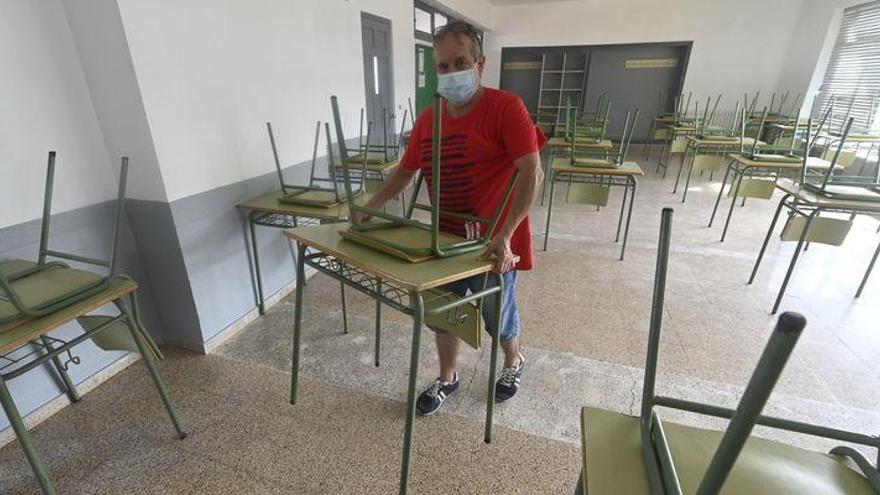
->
xmin=277 ymin=189 xmax=343 ymax=208
xmin=572 ymin=158 xmax=618 ymax=168
xmin=0 ymin=260 xmax=106 ymax=325
xmin=0 ymin=267 xmax=136 ymax=355
xmin=580 ymin=407 xmax=874 ymax=495
xmin=339 ymin=224 xmax=468 ymax=263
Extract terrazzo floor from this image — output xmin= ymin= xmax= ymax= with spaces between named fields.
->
xmin=2 ymin=149 xmax=879 ymax=494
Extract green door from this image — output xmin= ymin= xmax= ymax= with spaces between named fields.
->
xmin=415 ymin=44 xmax=438 ymax=114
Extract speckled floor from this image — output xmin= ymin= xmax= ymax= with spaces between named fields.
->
xmin=1 ymin=149 xmax=879 ymax=494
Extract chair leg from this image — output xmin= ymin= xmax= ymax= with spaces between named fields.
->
xmin=129 ymin=292 xmax=163 ymax=361
xmin=0 ymin=376 xmax=57 ymax=494
xmin=118 ymin=301 xmax=186 ymax=439
xmin=38 ymin=336 xmax=80 ymax=402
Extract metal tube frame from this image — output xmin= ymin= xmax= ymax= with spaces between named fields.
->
xmin=543 ymin=170 xmax=637 ymax=260
xmin=0 ymin=286 xmax=186 ymax=495
xmin=335 ymin=94 xmax=518 ymax=260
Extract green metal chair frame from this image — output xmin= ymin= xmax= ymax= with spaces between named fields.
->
xmin=268 ymin=120 xmax=367 ymax=208
xmin=570 ymin=108 xmax=640 ymax=168
xmin=0 ymin=152 xmax=186 ymax=495
xmin=345 ymin=107 xmax=409 ymax=165
xmin=331 ymin=94 xmax=518 ymax=261
xmin=576 ymin=208 xmax=880 ymax=494
xmin=566 ymin=98 xmax=612 ymax=144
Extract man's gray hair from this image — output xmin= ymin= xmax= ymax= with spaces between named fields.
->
xmin=433 ymin=20 xmax=483 ymax=59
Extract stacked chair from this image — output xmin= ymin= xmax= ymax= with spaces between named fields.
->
xmin=333 ymin=94 xmax=518 ymax=262
xmin=268 ymin=120 xmax=367 ymax=207
xmin=575 ymin=208 xmax=880 ymax=495
xmin=0 ymin=152 xmax=186 ymax=495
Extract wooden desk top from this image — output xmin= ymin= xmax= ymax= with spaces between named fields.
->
xmin=816 ymin=133 xmax=880 ymax=144
xmin=726 ymin=154 xmax=841 ymax=171
xmin=551 ymin=158 xmax=645 ymax=176
xmin=284 ymin=223 xmax=496 ymax=291
xmin=776 ymin=180 xmax=880 ymax=212
xmin=686 ymin=136 xmax=761 ymax=146
xmin=237 ymin=190 xmax=372 ymax=221
xmin=546 ymin=137 xmax=613 ymax=149
xmin=340 ymin=159 xmax=400 ymax=172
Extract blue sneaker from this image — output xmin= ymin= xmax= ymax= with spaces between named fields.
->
xmin=495 ymin=355 xmax=524 ymax=403
xmin=417 ymin=374 xmax=459 ymax=416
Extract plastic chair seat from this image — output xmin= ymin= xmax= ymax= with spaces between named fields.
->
xmin=0 ymin=274 xmax=136 ymax=355
xmin=580 ymin=407 xmax=874 ymax=495
xmin=572 ymin=158 xmax=617 ymax=168
xmin=339 ymin=224 xmax=468 ymax=263
xmin=277 ymin=189 xmax=344 ymax=207
xmin=0 ymin=260 xmax=105 ymax=325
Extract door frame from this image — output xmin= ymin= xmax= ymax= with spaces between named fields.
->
xmin=361 ymin=12 xmax=396 ymax=138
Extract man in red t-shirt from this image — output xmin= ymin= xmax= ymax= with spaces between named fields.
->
xmin=354 ymin=21 xmax=544 ymax=415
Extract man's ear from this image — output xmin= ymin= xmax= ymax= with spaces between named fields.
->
xmin=477 ymin=55 xmax=486 ymax=77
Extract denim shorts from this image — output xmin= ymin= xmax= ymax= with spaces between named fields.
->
xmin=427 ymin=270 xmax=521 ymax=343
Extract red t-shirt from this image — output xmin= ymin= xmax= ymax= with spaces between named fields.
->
xmin=401 ymin=88 xmax=545 ymax=270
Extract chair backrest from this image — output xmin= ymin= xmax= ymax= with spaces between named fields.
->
xmin=615 ymin=108 xmax=640 ymax=164
xmin=0 ymin=152 xmax=129 ymax=322
xmin=639 ymin=208 xmax=809 ymax=495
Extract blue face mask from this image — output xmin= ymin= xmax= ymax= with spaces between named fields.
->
xmin=437 ymin=66 xmax=479 ymax=105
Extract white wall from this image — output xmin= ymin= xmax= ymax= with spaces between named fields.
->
xmin=115 ymin=0 xmax=418 ymax=202
xmin=0 ymin=0 xmax=116 ymax=228
xmin=776 ymin=0 xmax=866 ymax=114
xmin=484 ymin=0 xmax=807 ymax=104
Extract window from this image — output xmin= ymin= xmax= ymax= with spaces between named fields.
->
xmin=413 ymin=2 xmax=481 ymax=43
xmin=813 ymin=0 xmax=880 ymax=134
xmin=415 ymin=7 xmax=431 ymax=35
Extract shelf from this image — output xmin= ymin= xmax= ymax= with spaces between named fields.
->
xmin=542 ymin=70 xmax=585 ymax=74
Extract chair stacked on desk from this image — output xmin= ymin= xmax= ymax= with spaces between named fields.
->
xmin=0 ymin=152 xmax=186 ymax=495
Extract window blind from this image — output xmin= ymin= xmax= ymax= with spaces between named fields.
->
xmin=813 ymin=0 xmax=880 ymax=133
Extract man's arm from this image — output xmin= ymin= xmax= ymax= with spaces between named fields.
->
xmin=351 ymin=166 xmax=418 ymax=222
xmin=480 ymin=151 xmax=543 ymax=273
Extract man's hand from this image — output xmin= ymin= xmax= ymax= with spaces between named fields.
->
xmin=350 ymin=210 xmax=372 ymax=224
xmin=480 ymin=235 xmax=516 ymax=273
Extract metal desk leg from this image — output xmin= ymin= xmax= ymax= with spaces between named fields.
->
xmin=856 ymin=239 xmax=880 ymax=298
xmin=620 ymin=177 xmax=637 ymax=261
xmin=38 ymin=336 xmax=80 ymax=402
xmin=615 ymin=177 xmax=630 ymax=243
xmin=540 ymin=149 xmax=552 ymax=206
xmin=708 ymin=160 xmax=737 ymax=228
xmin=249 ymin=212 xmax=266 ymax=315
xmin=720 ymin=167 xmax=746 ymax=242
xmin=485 ymin=273 xmax=503 ymax=444
xmin=771 ymin=210 xmax=819 ymax=314
xmin=0 ymin=376 xmax=56 ymax=495
xmin=375 ymin=279 xmax=382 ymax=367
xmin=749 ymin=194 xmax=792 ymax=284
xmin=340 ymin=282 xmax=349 ymax=334
xmin=708 ymin=161 xmax=733 ymax=228
xmin=543 ymin=170 xmax=557 ymax=251
xmin=672 ymin=143 xmax=690 ymax=194
xmin=290 ymin=243 xmax=307 ymax=405
xmin=399 ymin=291 xmax=424 ymax=495
xmin=680 ymin=153 xmax=696 ymax=203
